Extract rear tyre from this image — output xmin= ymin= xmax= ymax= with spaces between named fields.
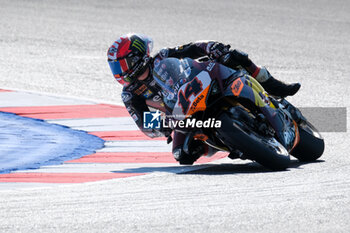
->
xmin=216 ymin=112 xmax=290 ymax=170
xmin=291 ymin=121 xmax=324 ymax=161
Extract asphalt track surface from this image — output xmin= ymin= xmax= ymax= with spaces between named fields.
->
xmin=0 ymin=0 xmax=349 ymax=232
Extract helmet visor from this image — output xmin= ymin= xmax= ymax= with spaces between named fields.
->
xmin=108 ymin=57 xmax=139 ymax=85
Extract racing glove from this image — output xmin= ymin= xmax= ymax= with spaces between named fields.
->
xmin=208 ymin=42 xmax=231 ymax=59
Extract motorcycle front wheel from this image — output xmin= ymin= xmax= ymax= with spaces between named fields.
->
xmin=291 ymin=120 xmax=325 ymax=161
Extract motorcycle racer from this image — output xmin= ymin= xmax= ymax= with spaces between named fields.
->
xmin=107 ymin=33 xmax=301 ymax=164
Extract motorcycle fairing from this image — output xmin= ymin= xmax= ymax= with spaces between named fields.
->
xmin=225 ymin=75 xmax=299 ymax=151
xmin=172 ymin=70 xmax=212 ymax=120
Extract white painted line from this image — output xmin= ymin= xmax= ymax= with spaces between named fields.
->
xmin=0 ymin=182 xmax=62 ymax=190
xmin=47 ymin=117 xmax=138 ymax=132
xmin=100 ymin=140 xmax=172 ymax=152
xmin=0 ymin=92 xmax=94 ymax=107
xmin=12 ymin=163 xmax=182 ymax=173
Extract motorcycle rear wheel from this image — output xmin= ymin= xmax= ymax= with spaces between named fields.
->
xmin=216 ymin=112 xmax=290 ymax=170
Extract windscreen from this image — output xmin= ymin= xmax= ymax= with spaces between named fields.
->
xmin=153 ymin=58 xmax=193 ymax=109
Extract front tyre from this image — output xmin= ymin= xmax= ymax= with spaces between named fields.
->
xmin=216 ymin=112 xmax=290 ymax=170
xmin=291 ymin=120 xmax=325 ymax=161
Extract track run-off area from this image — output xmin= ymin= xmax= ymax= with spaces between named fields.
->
xmin=0 ymin=89 xmax=227 ymax=188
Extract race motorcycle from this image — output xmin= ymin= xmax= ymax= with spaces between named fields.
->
xmin=152 ymin=57 xmax=324 ymax=170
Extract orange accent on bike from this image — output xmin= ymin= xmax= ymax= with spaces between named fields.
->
xmin=231 ymin=78 xmax=244 ymax=96
xmin=186 ymin=86 xmax=210 ymax=116
xmin=194 ymin=134 xmax=208 ymax=141
xmin=290 ymin=120 xmax=300 ymax=152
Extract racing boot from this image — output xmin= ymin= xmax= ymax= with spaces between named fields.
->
xmin=173 ymin=142 xmax=202 ymax=165
xmin=173 ymin=140 xmax=215 ymax=165
xmin=254 ymin=67 xmax=301 ymax=98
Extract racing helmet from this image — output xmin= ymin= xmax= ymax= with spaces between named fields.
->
xmin=107 ymin=34 xmax=153 ymax=86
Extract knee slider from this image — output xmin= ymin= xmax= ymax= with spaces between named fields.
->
xmin=173 ymin=146 xmax=187 ymax=161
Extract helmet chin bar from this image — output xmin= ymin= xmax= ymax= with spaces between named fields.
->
xmin=139 ymin=63 xmax=153 ymax=82
xmin=126 ymin=60 xmax=151 ymax=84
